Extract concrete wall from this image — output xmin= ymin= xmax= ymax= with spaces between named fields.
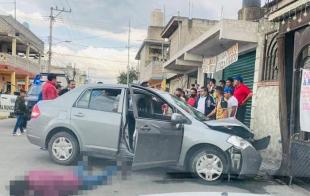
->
xmin=169 ymin=74 xmax=188 ymax=94
xmin=252 ymin=85 xmax=282 ymax=172
xmin=251 ymin=20 xmax=282 ymax=172
xmin=169 ymin=19 xmax=217 ymax=58
xmin=147 ymin=26 xmax=164 ymax=40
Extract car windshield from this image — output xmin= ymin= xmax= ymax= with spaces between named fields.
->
xmin=171 ymin=95 xmax=207 ymax=122
xmin=27 ymin=85 xmax=42 ymax=96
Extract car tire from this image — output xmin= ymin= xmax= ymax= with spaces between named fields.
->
xmin=48 ymin=131 xmax=79 ymax=165
xmin=188 ymin=146 xmax=228 ymax=183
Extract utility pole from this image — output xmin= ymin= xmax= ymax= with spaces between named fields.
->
xmin=127 ymin=19 xmax=131 ymax=85
xmin=48 ymin=6 xmax=71 ymax=73
xmin=14 ymin=0 xmax=16 ymax=20
xmin=177 ymin=11 xmax=181 ymax=50
xmin=189 ymin=0 xmax=191 ymax=19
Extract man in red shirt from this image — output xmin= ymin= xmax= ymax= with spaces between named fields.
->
xmin=42 ymin=73 xmax=58 ymax=100
xmin=233 ymin=76 xmax=253 ymax=123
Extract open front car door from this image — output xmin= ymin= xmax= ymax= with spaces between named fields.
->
xmin=129 ymin=86 xmax=184 ymax=170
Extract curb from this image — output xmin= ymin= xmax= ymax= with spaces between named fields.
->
xmin=0 ymin=116 xmax=8 ymax=120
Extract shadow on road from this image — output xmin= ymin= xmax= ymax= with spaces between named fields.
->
xmin=86 ymin=157 xmax=287 ymax=195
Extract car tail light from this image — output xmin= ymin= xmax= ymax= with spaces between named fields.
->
xmin=31 ymin=104 xmax=41 ymax=119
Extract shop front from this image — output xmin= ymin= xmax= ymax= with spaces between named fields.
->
xmin=222 ymin=51 xmax=256 ymax=127
xmin=202 ymin=43 xmax=256 ymax=127
xmin=0 ymin=64 xmax=32 ymax=94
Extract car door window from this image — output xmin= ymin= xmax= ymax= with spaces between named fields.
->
xmin=76 ymin=90 xmax=91 ymax=109
xmin=135 ymin=91 xmax=173 ymax=121
xmin=89 ymin=89 xmax=122 ymax=113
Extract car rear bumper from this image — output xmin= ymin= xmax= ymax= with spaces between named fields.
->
xmin=26 ymin=120 xmax=45 ymax=148
xmin=26 ymin=133 xmax=42 ymax=147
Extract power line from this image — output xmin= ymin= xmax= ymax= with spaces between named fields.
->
xmin=52 ymin=52 xmax=130 ymax=63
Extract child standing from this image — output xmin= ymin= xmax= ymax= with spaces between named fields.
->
xmin=13 ymin=89 xmax=27 ymax=136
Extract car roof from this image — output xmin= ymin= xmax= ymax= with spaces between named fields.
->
xmin=80 ymin=84 xmax=171 ymax=97
xmin=82 ymin=84 xmax=128 ymax=89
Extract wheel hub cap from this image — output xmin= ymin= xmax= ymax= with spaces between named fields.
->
xmin=196 ymin=153 xmax=223 ymax=181
xmin=52 ymin=137 xmax=73 ymax=161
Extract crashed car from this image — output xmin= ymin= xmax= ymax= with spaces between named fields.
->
xmin=26 ymin=84 xmax=270 ymax=182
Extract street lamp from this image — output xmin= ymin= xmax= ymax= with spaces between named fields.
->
xmin=47 ymin=40 xmax=72 ymax=73
xmin=53 ymin=40 xmax=72 ymax=45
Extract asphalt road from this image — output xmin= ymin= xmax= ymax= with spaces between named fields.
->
xmin=0 ymin=119 xmax=309 ymax=196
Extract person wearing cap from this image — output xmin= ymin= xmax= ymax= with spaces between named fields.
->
xmin=42 ymin=73 xmax=58 ymax=100
xmin=207 ymin=86 xmax=228 ymax=120
xmin=224 ymin=87 xmax=238 ymax=117
xmin=233 ymin=76 xmax=253 ymax=123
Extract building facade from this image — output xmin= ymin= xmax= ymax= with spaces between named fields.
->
xmin=0 ymin=15 xmax=44 ymax=94
xmin=161 ymin=0 xmax=285 ymax=172
xmin=50 ymin=65 xmax=87 ymax=86
xmin=254 ymin=0 xmax=310 ymax=177
xmin=136 ymin=10 xmax=169 ymax=89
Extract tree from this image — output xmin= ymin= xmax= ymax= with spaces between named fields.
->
xmin=117 ymin=68 xmax=138 ymax=84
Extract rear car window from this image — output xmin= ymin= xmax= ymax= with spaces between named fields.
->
xmin=76 ymin=88 xmax=122 ymax=113
xmin=76 ymin=90 xmax=91 ymax=109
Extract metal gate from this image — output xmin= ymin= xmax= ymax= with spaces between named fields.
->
xmin=223 ymin=51 xmax=256 ymax=127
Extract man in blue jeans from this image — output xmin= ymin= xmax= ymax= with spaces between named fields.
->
xmin=13 ymin=89 xmax=27 ymax=136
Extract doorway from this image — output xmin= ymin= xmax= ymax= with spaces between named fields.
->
xmin=289 ymin=27 xmax=310 ymax=178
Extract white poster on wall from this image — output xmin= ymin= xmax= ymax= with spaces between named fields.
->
xmin=300 ymin=69 xmax=310 ymax=133
xmin=202 ymin=43 xmax=239 ymax=73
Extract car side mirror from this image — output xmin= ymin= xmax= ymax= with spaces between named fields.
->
xmin=171 ymin=113 xmax=187 ymax=124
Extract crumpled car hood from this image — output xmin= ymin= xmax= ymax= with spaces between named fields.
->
xmin=204 ymin=118 xmax=254 ymax=139
xmin=205 ymin=118 xmax=251 ymax=131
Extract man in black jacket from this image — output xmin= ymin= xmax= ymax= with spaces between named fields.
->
xmin=195 ymin=87 xmax=216 ymax=117
xmin=59 ymin=80 xmax=76 ymax=96
xmin=13 ymin=89 xmax=27 ymax=136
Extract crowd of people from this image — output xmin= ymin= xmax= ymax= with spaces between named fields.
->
xmin=173 ymin=76 xmax=253 ymax=123
xmin=12 ymin=73 xmax=76 ymax=136
xmin=12 ymin=74 xmax=253 ymax=135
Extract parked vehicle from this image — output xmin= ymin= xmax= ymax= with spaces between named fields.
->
xmin=26 ymin=84 xmax=270 ymax=182
xmin=25 ymin=73 xmax=69 ymax=119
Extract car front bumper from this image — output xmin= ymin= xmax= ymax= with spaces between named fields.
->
xmin=239 ymin=146 xmax=262 ymax=176
xmin=228 ymin=145 xmax=262 ymax=177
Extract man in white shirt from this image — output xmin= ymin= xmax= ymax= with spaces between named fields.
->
xmin=224 ymin=87 xmax=238 ymax=117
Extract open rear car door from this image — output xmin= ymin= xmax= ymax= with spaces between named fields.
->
xmin=129 ymin=85 xmax=184 ymax=170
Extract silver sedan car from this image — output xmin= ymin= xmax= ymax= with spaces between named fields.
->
xmin=26 ymin=84 xmax=270 ymax=182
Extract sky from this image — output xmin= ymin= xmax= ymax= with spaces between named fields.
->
xmin=0 ymin=0 xmax=243 ymax=83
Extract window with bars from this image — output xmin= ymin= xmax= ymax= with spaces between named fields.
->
xmin=262 ymin=32 xmax=279 ymax=81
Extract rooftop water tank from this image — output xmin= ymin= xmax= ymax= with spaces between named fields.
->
xmin=242 ymin=0 xmax=261 ymax=8
xmin=150 ymin=9 xmax=164 ymax=27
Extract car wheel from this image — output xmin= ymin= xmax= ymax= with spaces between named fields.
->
xmin=189 ymin=147 xmax=228 ymax=183
xmin=48 ymin=132 xmax=79 ymax=165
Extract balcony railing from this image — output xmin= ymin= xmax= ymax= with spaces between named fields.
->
xmin=0 ymin=52 xmax=41 ymax=74
xmin=140 ymin=61 xmax=164 ymax=81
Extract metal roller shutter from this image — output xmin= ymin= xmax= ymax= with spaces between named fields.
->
xmin=223 ymin=51 xmax=256 ymax=127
